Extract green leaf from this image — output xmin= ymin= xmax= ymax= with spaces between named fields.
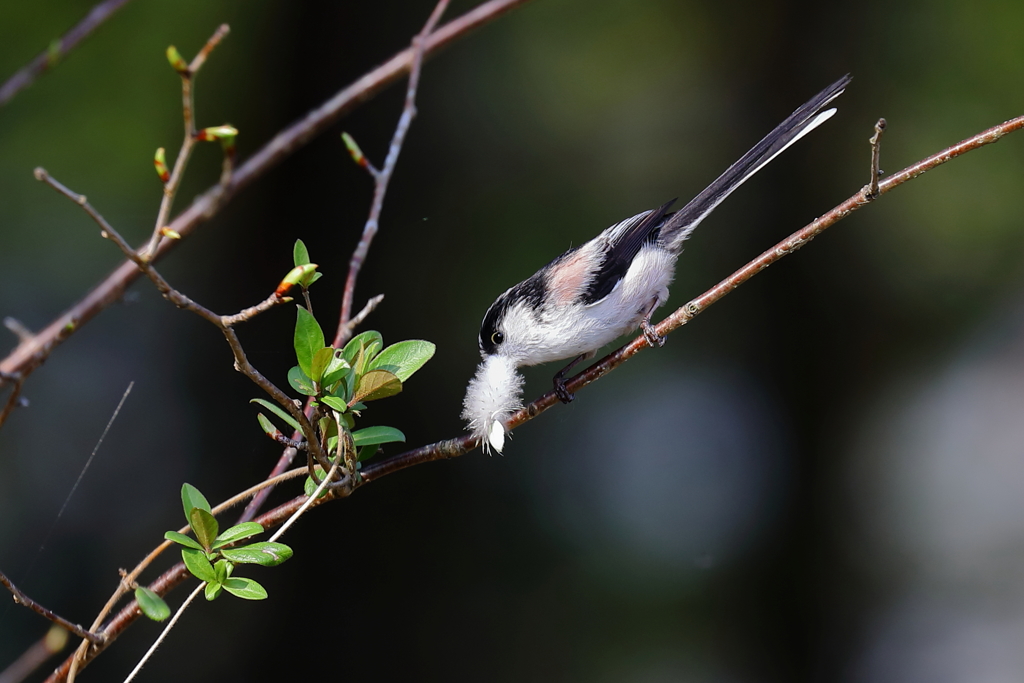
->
xmin=368 ymin=340 xmax=436 ymax=382
xmin=352 ymin=369 xmax=402 ymax=403
xmin=309 ymin=346 xmax=335 ymax=384
xmin=181 ymin=483 xmax=211 ymax=521
xmin=219 ymin=542 xmax=293 ymax=566
xmin=353 ymin=425 xmax=405 ymax=447
xmin=181 ymin=547 xmax=217 ymax=583
xmin=307 ymin=272 xmax=324 ymax=286
xmin=222 ymin=577 xmax=268 ymax=600
xmin=204 ymin=581 xmax=223 ymax=601
xmin=190 ymin=508 xmax=219 ymax=551
xmin=304 ymin=468 xmax=331 ymax=498
xmin=256 ymin=413 xmax=279 ymax=437
xmin=135 ymin=587 xmax=171 ymax=622
xmin=164 ymin=530 xmax=203 ymax=551
xmin=214 ymin=559 xmax=231 ymax=584
xmin=357 ymin=443 xmax=380 ymax=462
xmin=321 ymin=349 xmax=351 ymax=388
xmin=212 ymin=522 xmax=264 ymax=549
xmin=250 ymin=398 xmax=301 ymax=432
xmin=342 ymin=331 xmax=383 ymax=372
xmin=293 ymin=239 xmax=310 ymax=267
xmin=287 ymin=366 xmax=317 ymax=396
xmin=320 ymin=395 xmax=347 ymax=412
xmin=294 ymin=306 xmax=325 ymax=377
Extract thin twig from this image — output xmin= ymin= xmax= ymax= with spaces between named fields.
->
xmin=144 ymin=24 xmax=230 ymax=260
xmin=863 ymin=117 xmax=887 ymax=199
xmin=0 ymin=571 xmax=101 ymax=644
xmin=120 ymin=582 xmax=204 ymax=683
xmin=0 ymin=378 xmax=24 ymax=430
xmin=33 ymin=168 xmax=326 ymax=469
xmin=0 ymin=0 xmax=134 ymax=107
xmin=347 ymin=294 xmax=385 ymax=333
xmin=1 ymin=0 xmax=534 ymax=391
xmin=335 ymin=0 xmax=449 ymax=347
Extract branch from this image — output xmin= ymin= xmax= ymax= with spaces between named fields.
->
xmin=358 ymin=112 xmax=1024 ymax=481
xmin=335 ymin=0 xmax=450 ymax=346
xmin=33 ymin=168 xmax=327 ymax=476
xmin=0 ymin=0 xmax=535 ymax=391
xmin=0 ymin=0 xmax=134 ymax=107
xmin=0 ymin=570 xmax=102 ymax=644
xmin=43 ymin=111 xmax=1024 ymax=683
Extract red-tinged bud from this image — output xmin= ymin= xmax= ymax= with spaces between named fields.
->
xmin=154 ymin=147 xmax=170 ymax=183
xmin=275 ymin=263 xmax=319 ymax=296
xmin=166 ymin=46 xmax=189 ymax=74
xmin=159 ymin=227 xmax=181 ymax=240
xmin=341 ymin=132 xmax=368 ymax=168
xmin=195 ymin=125 xmax=239 ymax=142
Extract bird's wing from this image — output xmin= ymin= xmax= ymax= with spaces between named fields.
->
xmin=578 ymin=199 xmax=676 ymax=305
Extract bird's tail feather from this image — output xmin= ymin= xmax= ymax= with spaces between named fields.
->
xmin=661 ymin=74 xmax=851 ymax=251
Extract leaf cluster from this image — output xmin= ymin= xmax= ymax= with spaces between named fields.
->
xmin=137 ymin=484 xmax=294 ymax=620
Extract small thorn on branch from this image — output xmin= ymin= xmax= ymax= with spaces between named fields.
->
xmin=863 ymin=117 xmax=887 ymax=200
xmin=4 ymin=317 xmax=34 ymax=342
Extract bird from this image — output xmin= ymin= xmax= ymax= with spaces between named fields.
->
xmin=463 ymin=75 xmax=851 ymax=453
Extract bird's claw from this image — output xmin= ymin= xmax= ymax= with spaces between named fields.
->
xmin=554 ymin=377 xmax=575 ymax=404
xmin=641 ymin=319 xmax=665 ymax=348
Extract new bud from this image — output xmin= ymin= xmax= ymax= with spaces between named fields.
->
xmin=154 ymin=147 xmax=170 ymax=183
xmin=165 ymin=46 xmax=189 ymax=74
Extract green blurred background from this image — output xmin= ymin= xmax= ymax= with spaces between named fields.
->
xmin=3 ymin=0 xmax=1024 ymax=681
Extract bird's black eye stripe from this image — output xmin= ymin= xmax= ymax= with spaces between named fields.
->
xmin=491 ymin=331 xmax=504 ymax=345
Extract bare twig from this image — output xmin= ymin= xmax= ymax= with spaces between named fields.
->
xmin=0 ymin=571 xmax=101 ymax=644
xmin=0 ymin=0 xmax=134 ymax=107
xmin=347 ymin=293 xmax=385 ymax=333
xmin=335 ymin=0 xmax=450 ymax=347
xmin=43 ymin=111 xmax=1024 ymax=683
xmin=863 ymin=117 xmax=887 ymax=199
xmin=33 ymin=168 xmax=326 ymax=473
xmin=0 ymin=0 xmax=535 ymax=390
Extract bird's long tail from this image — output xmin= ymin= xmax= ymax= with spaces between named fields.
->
xmin=661 ymin=74 xmax=851 ymax=251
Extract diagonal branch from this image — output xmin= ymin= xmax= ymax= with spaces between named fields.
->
xmin=0 ymin=570 xmax=102 ymax=644
xmin=0 ymin=0 xmax=134 ymax=107
xmin=0 ymin=0 xmax=535 ymax=391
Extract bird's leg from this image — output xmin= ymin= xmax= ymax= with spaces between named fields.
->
xmin=640 ymin=297 xmax=665 ymax=348
xmin=640 ymin=318 xmax=665 ymax=347
xmin=553 ymin=353 xmax=588 ymax=404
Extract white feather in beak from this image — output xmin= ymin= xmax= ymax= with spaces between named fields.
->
xmin=462 ymin=354 xmax=524 ymax=454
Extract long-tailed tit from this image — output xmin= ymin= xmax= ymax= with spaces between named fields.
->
xmin=463 ymin=75 xmax=851 ymax=453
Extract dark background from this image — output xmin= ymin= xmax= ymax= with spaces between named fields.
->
xmin=3 ymin=0 xmax=1024 ymax=681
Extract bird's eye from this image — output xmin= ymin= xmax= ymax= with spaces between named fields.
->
xmin=491 ymin=331 xmax=504 ymax=345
